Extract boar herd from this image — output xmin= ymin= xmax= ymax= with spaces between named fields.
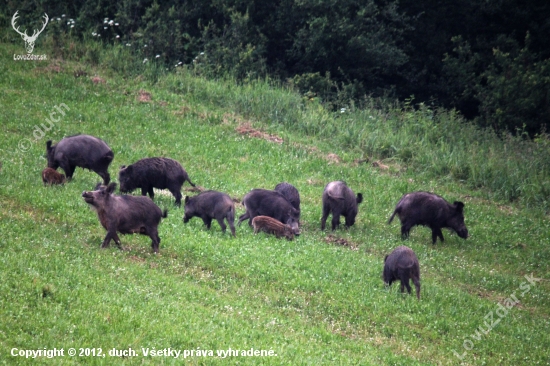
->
xmin=43 ymin=134 xmax=471 ymax=299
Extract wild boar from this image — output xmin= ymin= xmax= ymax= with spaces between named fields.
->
xmin=42 ymin=167 xmax=66 ymax=185
xmin=237 ymin=189 xmax=300 ymax=235
xmin=252 ymin=215 xmax=295 ymax=240
xmin=118 ymin=157 xmax=195 ymax=206
xmin=274 ymin=182 xmax=301 ymax=213
xmin=82 ymin=182 xmax=168 ymax=253
xmin=46 ymin=134 xmax=114 ymax=185
xmin=183 ymin=190 xmax=236 ymax=236
xmin=383 ymin=245 xmax=421 ymax=299
xmin=388 ymin=191 xmax=469 ymax=244
xmin=321 ymin=181 xmax=363 ymax=231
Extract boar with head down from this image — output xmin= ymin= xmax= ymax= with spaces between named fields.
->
xmin=383 ymin=245 xmax=421 ymax=300
xmin=321 ymin=181 xmax=363 ymax=231
xmin=46 ymin=134 xmax=113 ymax=185
xmin=82 ymin=182 xmax=167 ymax=253
xmin=183 ymin=190 xmax=236 ymax=236
xmin=388 ymin=191 xmax=468 ymax=244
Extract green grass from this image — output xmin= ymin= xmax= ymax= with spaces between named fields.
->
xmin=0 ymin=41 xmax=549 ymax=365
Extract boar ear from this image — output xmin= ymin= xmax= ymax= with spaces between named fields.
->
xmin=356 ymin=193 xmax=363 ymax=204
xmin=454 ymin=201 xmax=465 ymax=213
xmin=94 ymin=182 xmax=103 ymax=190
xmin=107 ymin=182 xmax=117 ymax=194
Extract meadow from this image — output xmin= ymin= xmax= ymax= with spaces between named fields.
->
xmin=0 ymin=41 xmax=549 ymax=365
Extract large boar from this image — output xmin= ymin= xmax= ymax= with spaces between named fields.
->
xmin=183 ymin=190 xmax=236 ymax=236
xmin=46 ymin=134 xmax=114 ymax=184
xmin=383 ymin=245 xmax=421 ymax=299
xmin=82 ymin=182 xmax=168 ymax=253
xmin=274 ymin=182 xmax=301 ymax=213
xmin=321 ymin=181 xmax=363 ymax=231
xmin=42 ymin=167 xmax=66 ymax=185
xmin=118 ymin=157 xmax=195 ymax=206
xmin=388 ymin=191 xmax=468 ymax=244
xmin=237 ymin=189 xmax=300 ymax=235
xmin=252 ymin=215 xmax=295 ymax=240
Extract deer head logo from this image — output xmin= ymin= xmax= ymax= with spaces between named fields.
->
xmin=11 ymin=11 xmax=49 ymax=54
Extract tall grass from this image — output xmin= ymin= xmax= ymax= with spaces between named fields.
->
xmin=161 ymin=70 xmax=550 ymax=208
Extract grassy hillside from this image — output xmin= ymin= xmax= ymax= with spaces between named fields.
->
xmin=0 ymin=42 xmax=549 ymax=365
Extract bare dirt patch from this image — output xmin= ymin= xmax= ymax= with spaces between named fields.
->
xmin=138 ymin=90 xmax=152 ymax=102
xmin=236 ymin=122 xmax=284 ymax=144
xmin=91 ymin=76 xmax=106 ymax=84
xmin=324 ymin=234 xmax=359 ymax=250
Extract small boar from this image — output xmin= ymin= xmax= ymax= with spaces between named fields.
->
xmin=388 ymin=191 xmax=469 ymax=244
xmin=237 ymin=189 xmax=300 ymax=235
xmin=274 ymin=182 xmax=301 ymax=213
xmin=46 ymin=135 xmax=114 ymax=185
xmin=82 ymin=182 xmax=168 ymax=253
xmin=321 ymin=181 xmax=363 ymax=231
xmin=383 ymin=245 xmax=421 ymax=299
xmin=42 ymin=167 xmax=66 ymax=185
xmin=252 ymin=215 xmax=295 ymax=240
xmin=118 ymin=157 xmax=195 ymax=206
xmin=183 ymin=190 xmax=236 ymax=236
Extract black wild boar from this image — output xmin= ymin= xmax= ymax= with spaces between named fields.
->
xmin=252 ymin=215 xmax=295 ymax=240
xmin=183 ymin=190 xmax=236 ymax=236
xmin=383 ymin=245 xmax=421 ymax=300
xmin=118 ymin=157 xmax=195 ymax=206
xmin=274 ymin=182 xmax=301 ymax=213
xmin=237 ymin=189 xmax=300 ymax=235
xmin=321 ymin=181 xmax=363 ymax=231
xmin=42 ymin=167 xmax=66 ymax=185
xmin=82 ymin=182 xmax=168 ymax=253
xmin=388 ymin=191 xmax=469 ymax=244
xmin=46 ymin=134 xmax=114 ymax=185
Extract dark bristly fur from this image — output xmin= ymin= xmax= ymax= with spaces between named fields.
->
xmin=42 ymin=167 xmax=66 ymax=185
xmin=388 ymin=191 xmax=468 ymax=244
xmin=321 ymin=181 xmax=363 ymax=231
xmin=237 ymin=189 xmax=300 ymax=235
xmin=252 ymin=215 xmax=295 ymax=240
xmin=118 ymin=157 xmax=195 ymax=206
xmin=82 ymin=182 xmax=168 ymax=253
xmin=183 ymin=190 xmax=236 ymax=236
xmin=46 ymin=134 xmax=113 ymax=185
xmin=274 ymin=182 xmax=301 ymax=213
xmin=383 ymin=245 xmax=421 ymax=299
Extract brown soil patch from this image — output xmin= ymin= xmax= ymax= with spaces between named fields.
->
xmin=372 ymin=161 xmax=389 ymax=170
xmin=138 ymin=90 xmax=152 ymax=102
xmin=236 ymin=122 xmax=283 ymax=144
xmin=184 ymin=185 xmax=206 ymax=193
xmin=91 ymin=76 xmax=106 ymax=84
xmin=325 ymin=153 xmax=341 ymax=164
xmin=324 ymin=234 xmax=359 ymax=250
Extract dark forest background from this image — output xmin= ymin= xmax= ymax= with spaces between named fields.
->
xmin=2 ymin=0 xmax=549 ymax=134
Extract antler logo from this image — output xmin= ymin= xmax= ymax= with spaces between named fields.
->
xmin=11 ymin=11 xmax=49 ymax=54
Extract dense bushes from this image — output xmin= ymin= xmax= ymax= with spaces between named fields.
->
xmin=2 ymin=0 xmax=549 ymax=133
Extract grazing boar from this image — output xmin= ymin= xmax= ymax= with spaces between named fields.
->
xmin=237 ymin=189 xmax=300 ymax=235
xmin=46 ymin=134 xmax=114 ymax=185
xmin=383 ymin=246 xmax=421 ymax=299
xmin=42 ymin=167 xmax=66 ymax=185
xmin=388 ymin=191 xmax=469 ymax=244
xmin=118 ymin=157 xmax=195 ymax=206
xmin=183 ymin=190 xmax=236 ymax=236
xmin=82 ymin=182 xmax=168 ymax=253
xmin=321 ymin=181 xmax=363 ymax=231
xmin=252 ymin=215 xmax=295 ymax=240
xmin=274 ymin=182 xmax=301 ymax=213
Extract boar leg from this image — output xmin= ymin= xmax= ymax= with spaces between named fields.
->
xmin=431 ymin=228 xmax=444 ymax=244
xmin=331 ymin=210 xmax=341 ymax=231
xmin=400 ymin=222 xmax=413 ymax=239
xmin=59 ymin=162 xmax=75 ymax=181
xmin=101 ymin=229 xmax=121 ymax=249
xmin=202 ymin=216 xmax=213 ymax=229
xmin=237 ymin=212 xmax=249 ymax=226
xmin=148 ymin=227 xmax=160 ymax=253
xmin=96 ymin=170 xmax=110 ymax=185
xmin=215 ymin=217 xmax=227 ymax=233
xmin=320 ymin=204 xmax=331 ymax=230
xmin=147 ymin=187 xmax=155 ymax=200
xmin=169 ymin=188 xmax=182 ymax=206
xmin=412 ymin=278 xmax=421 ymax=299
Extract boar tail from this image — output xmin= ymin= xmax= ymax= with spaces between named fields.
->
xmin=388 ymin=210 xmax=397 ymax=224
